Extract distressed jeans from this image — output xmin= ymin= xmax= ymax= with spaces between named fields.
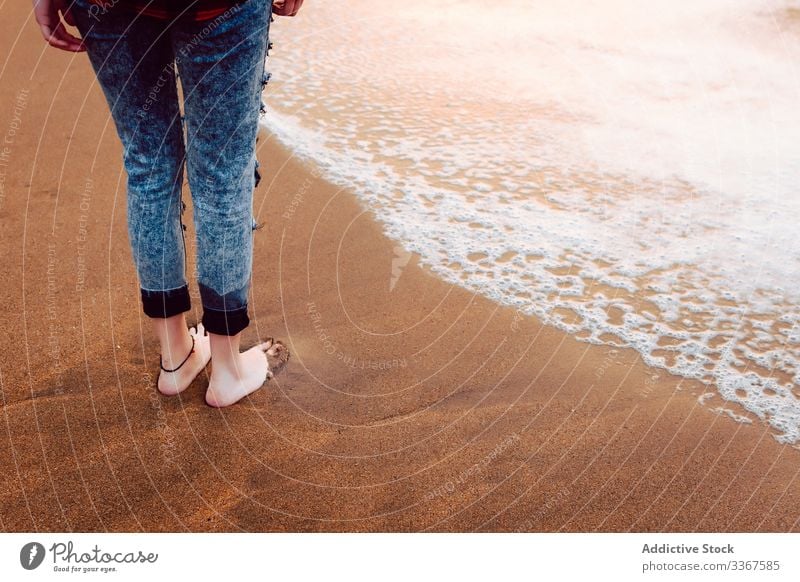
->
xmin=71 ymin=0 xmax=272 ymax=336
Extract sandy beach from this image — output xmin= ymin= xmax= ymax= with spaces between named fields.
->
xmin=1 ymin=3 xmax=799 ymax=532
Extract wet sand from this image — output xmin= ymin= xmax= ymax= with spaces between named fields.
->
xmin=1 ymin=5 xmax=799 ymax=532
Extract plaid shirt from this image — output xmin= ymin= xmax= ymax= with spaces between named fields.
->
xmin=88 ymin=0 xmax=246 ymax=22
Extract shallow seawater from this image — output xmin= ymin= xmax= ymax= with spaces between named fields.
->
xmin=262 ymin=0 xmax=800 ymax=443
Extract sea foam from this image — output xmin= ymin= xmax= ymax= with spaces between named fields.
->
xmin=262 ymin=0 xmax=800 ymax=443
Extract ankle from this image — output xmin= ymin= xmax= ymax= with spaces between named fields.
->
xmin=160 ymin=330 xmax=194 ymax=368
xmin=208 ymin=331 xmax=244 ymax=372
xmin=209 ymin=353 xmax=246 ymax=378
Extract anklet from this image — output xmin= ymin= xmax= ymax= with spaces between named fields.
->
xmin=160 ymin=336 xmax=195 ymax=373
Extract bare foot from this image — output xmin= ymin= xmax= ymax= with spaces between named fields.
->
xmin=205 ymin=338 xmax=288 ymax=408
xmin=157 ymin=323 xmax=212 ymax=396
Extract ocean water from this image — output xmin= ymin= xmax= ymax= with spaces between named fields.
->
xmin=262 ymin=0 xmax=800 ymax=444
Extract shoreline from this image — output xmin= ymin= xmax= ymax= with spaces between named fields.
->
xmin=0 ymin=5 xmax=799 ymax=532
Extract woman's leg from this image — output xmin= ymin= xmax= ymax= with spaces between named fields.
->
xmin=71 ymin=0 xmax=211 ymax=394
xmin=171 ymin=0 xmax=286 ymax=407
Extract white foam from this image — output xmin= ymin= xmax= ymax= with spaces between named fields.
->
xmin=263 ymin=0 xmax=800 ymax=443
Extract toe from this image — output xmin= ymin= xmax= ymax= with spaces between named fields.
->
xmin=258 ymin=338 xmax=276 ymax=353
xmin=266 ymin=340 xmax=286 ymax=357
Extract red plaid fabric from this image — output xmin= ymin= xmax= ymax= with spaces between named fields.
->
xmin=86 ymin=0 xmax=245 ymax=22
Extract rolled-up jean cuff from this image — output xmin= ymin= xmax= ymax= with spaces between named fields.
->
xmin=141 ymin=285 xmax=191 ymax=318
xmin=202 ymin=305 xmax=250 ymax=336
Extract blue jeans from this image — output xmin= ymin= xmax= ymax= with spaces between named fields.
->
xmin=71 ymin=0 xmax=273 ymax=336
